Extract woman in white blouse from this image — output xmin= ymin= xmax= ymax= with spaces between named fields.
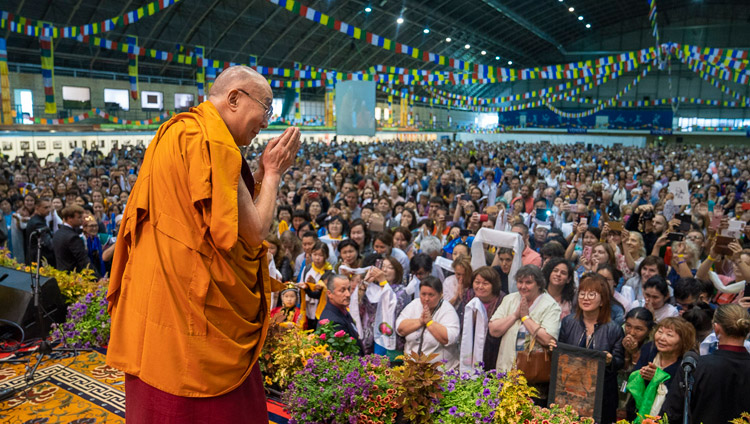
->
xmin=396 ymin=276 xmax=460 ymax=369
xmin=488 ymin=265 xmax=561 ymax=372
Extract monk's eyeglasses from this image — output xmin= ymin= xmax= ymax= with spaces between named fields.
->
xmin=237 ymin=89 xmax=273 ymax=121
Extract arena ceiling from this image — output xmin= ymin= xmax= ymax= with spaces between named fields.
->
xmin=1 ymin=0 xmax=749 ymax=99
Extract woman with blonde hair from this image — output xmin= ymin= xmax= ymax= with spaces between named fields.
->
xmin=621 ymin=230 xmax=647 ymax=280
xmin=662 ymin=304 xmax=750 ymax=423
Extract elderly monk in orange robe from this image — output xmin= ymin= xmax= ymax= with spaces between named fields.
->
xmin=106 ymin=65 xmax=300 ymax=423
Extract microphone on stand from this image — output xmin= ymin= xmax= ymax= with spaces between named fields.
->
xmin=29 ymin=226 xmax=51 ymax=238
xmin=680 ymin=351 xmax=700 ymax=424
xmin=681 ymin=350 xmax=698 ymax=374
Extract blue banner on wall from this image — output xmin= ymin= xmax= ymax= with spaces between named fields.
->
xmin=498 ymin=109 xmax=673 ymax=131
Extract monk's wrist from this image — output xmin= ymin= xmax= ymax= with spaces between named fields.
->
xmin=262 ymin=173 xmax=281 ymax=186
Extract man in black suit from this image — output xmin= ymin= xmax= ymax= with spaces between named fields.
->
xmin=24 ymin=197 xmax=55 ymax=267
xmin=52 ymin=205 xmax=92 ymax=273
xmin=317 ymin=274 xmax=364 ymax=355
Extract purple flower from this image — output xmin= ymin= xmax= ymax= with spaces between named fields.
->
xmin=475 ymin=399 xmax=482 ymax=406
xmin=448 ymin=406 xmax=457 ymax=415
xmin=482 ymin=388 xmax=491 ymax=397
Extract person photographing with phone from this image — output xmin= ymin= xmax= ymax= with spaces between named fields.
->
xmin=396 ymin=276 xmax=460 ymax=369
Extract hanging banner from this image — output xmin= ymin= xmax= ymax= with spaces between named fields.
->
xmin=294 ymin=62 xmax=301 ymax=121
xmin=40 ymin=23 xmax=56 ymax=114
xmin=498 ymin=108 xmax=672 ymax=131
xmin=0 ymin=37 xmax=10 ymax=124
xmin=206 ymin=65 xmax=216 ymax=94
xmin=408 ymin=86 xmax=414 ymax=126
xmin=0 ymin=0 xmax=181 ymax=39
xmin=126 ymin=35 xmax=138 ymax=100
xmin=195 ymin=45 xmax=205 ymax=103
xmin=387 ymin=92 xmax=393 ymax=126
xmin=324 ymin=84 xmax=334 ymax=127
xmin=399 ymin=89 xmax=408 ymax=126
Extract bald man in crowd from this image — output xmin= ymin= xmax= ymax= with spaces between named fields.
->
xmin=106 ymin=66 xmax=300 ymax=423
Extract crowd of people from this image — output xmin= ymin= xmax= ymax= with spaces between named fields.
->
xmin=3 ymin=138 xmax=750 ymax=422
xmin=255 ymin=139 xmax=750 ymax=423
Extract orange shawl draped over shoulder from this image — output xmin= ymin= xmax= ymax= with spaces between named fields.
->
xmin=106 ymin=101 xmax=273 ymax=397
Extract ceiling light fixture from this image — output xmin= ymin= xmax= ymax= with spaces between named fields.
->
xmin=364 ymin=6 xmax=372 ymax=13
xmin=481 ymin=50 xmax=486 ymax=55
xmin=508 ymin=60 xmax=513 ymax=65
xmin=396 ymin=17 xmax=404 ymax=24
xmin=568 ymin=7 xmax=574 ymax=12
xmin=423 ymin=28 xmax=430 ymax=33
xmin=578 ymin=15 xmax=583 ymax=20
xmin=445 ymin=37 xmax=451 ymax=42
xmin=495 ymin=56 xmax=500 ymax=60
xmin=586 ymin=23 xmax=591 ymax=28
xmin=465 ymin=44 xmax=471 ymax=49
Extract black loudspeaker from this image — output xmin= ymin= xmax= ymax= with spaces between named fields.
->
xmin=0 ymin=267 xmax=66 ymax=339
xmin=676 ymin=136 xmax=684 ymax=144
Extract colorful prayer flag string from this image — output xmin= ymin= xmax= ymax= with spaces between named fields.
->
xmin=265 ymin=0 xmax=657 ymax=76
xmin=0 ymin=0 xmax=180 ymax=39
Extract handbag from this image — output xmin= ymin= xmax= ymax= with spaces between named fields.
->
xmin=515 ymin=326 xmax=551 ymax=384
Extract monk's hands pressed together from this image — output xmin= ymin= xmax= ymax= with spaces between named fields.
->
xmin=261 ymin=126 xmax=301 ymax=178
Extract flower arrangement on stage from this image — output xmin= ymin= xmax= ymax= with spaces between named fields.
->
xmin=51 ymin=286 xmax=111 ymax=349
xmin=313 ymin=319 xmax=362 ymax=357
xmin=0 ymin=248 xmax=100 ymax=303
xmin=731 ymin=412 xmax=750 ymax=424
xmin=493 ymin=369 xmax=538 ymax=424
xmin=529 ymin=404 xmax=597 ymax=424
xmin=435 ymin=366 xmax=504 ymax=423
xmin=261 ymin=322 xmax=330 ymax=390
xmin=283 ymin=354 xmax=393 ymax=424
xmin=391 ymin=352 xmax=444 ymax=424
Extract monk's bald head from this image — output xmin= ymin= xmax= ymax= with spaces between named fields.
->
xmin=208 ymin=66 xmax=269 ymax=100
xmin=209 ymin=65 xmax=273 ymax=146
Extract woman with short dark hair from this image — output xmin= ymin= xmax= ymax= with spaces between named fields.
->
xmin=629 ymin=276 xmax=679 ymax=323
xmin=396 ymin=275 xmax=460 ymax=369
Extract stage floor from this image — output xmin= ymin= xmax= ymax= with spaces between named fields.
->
xmin=0 ymin=350 xmax=289 ymax=423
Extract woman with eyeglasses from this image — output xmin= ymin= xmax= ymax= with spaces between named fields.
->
xmin=83 ymin=216 xmax=110 ymax=278
xmin=551 ymin=273 xmax=625 ymax=424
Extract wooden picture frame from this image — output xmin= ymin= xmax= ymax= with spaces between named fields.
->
xmin=548 ymin=342 xmax=606 ymax=423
